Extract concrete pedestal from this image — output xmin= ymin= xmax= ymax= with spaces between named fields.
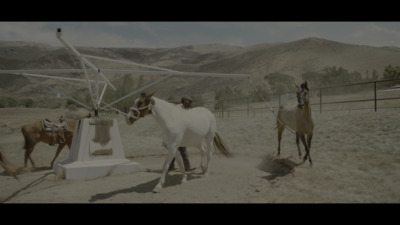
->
xmin=54 ymin=117 xmax=143 ymax=180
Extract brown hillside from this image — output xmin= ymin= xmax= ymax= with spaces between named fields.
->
xmin=1 ymin=37 xmax=400 ymax=106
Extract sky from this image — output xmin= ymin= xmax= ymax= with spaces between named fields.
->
xmin=0 ymin=22 xmax=400 ymax=49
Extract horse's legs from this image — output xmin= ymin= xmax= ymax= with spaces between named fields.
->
xmin=203 ymin=138 xmax=213 ymax=176
xmin=24 ymin=143 xmax=36 ymax=168
xmin=174 ymin=148 xmax=187 ymax=184
xmin=50 ymin=143 xmax=65 ymax=168
xmin=295 ymin=132 xmax=302 ymax=159
xmin=197 ymin=142 xmax=207 ymax=174
xmin=153 ymin=143 xmax=179 ymax=193
xmin=22 ymin=129 xmax=37 ymax=168
xmin=307 ymin=132 xmax=313 ymax=149
xmin=300 ymin=133 xmax=312 ymax=166
xmin=277 ymin=124 xmax=284 ymax=156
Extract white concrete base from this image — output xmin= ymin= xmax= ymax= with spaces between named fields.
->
xmin=54 ymin=117 xmax=143 ymax=180
xmin=55 ymin=159 xmax=143 ymax=180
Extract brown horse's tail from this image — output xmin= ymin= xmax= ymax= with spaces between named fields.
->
xmin=21 ymin=126 xmax=28 ymax=151
xmin=0 ymin=151 xmax=20 ymax=181
xmin=21 ymin=126 xmax=34 ymax=152
xmin=213 ymin=132 xmax=232 ymax=158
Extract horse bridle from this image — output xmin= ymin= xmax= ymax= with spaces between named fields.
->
xmin=297 ymin=87 xmax=308 ymax=109
xmin=127 ymin=101 xmax=153 ymax=120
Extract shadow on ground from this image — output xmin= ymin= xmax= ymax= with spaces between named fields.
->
xmin=88 ymin=172 xmax=201 ymax=202
xmin=256 ymin=154 xmax=303 ymax=181
xmin=0 ymin=166 xmax=51 ymax=178
xmin=0 ymin=171 xmax=54 ymax=203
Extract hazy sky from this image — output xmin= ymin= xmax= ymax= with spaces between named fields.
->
xmin=1 ymin=22 xmax=400 ymax=48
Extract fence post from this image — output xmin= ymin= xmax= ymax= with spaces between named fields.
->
xmin=247 ymin=97 xmax=249 ymax=117
xmin=319 ymin=88 xmax=322 ymax=114
xmin=374 ymin=81 xmax=377 ymax=112
xmin=221 ymin=99 xmax=224 ymax=118
xmin=279 ymin=94 xmax=281 ymax=108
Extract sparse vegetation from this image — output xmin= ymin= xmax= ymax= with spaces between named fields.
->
xmin=264 ymin=72 xmax=296 ymax=94
xmin=1 ymin=39 xmax=400 ymax=108
xmin=65 ymin=95 xmax=90 ymax=109
xmin=382 ymin=64 xmax=400 ymax=87
xmin=0 ymin=97 xmax=36 ymax=108
xmin=20 ymin=98 xmax=36 ymax=108
xmin=103 ymin=74 xmax=137 ymax=111
xmin=249 ymin=84 xmax=271 ymax=102
xmin=301 ymin=66 xmax=376 ymax=95
xmin=214 ymin=86 xmax=245 ymax=110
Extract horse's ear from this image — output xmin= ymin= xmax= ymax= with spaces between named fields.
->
xmin=140 ymin=93 xmax=147 ymax=99
xmin=301 ymin=81 xmax=309 ymax=90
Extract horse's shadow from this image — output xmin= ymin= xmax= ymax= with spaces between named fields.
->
xmin=1 ymin=171 xmax=54 ymax=203
xmin=0 ymin=166 xmax=50 ymax=178
xmin=23 ymin=166 xmax=52 ymax=173
xmin=89 ymin=171 xmax=201 ymax=202
xmin=256 ymin=154 xmax=304 ymax=181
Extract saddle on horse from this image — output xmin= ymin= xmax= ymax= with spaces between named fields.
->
xmin=41 ymin=116 xmax=69 ymax=146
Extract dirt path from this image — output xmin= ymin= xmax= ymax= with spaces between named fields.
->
xmin=1 ymin=108 xmax=399 ymax=203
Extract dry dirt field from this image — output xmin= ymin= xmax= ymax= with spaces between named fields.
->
xmin=0 ymin=106 xmax=399 ymax=203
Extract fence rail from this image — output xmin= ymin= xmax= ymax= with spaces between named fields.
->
xmin=204 ymin=78 xmax=400 ymax=118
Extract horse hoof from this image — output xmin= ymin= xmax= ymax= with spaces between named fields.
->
xmin=153 ymin=183 xmax=163 ymax=193
xmin=201 ymin=170 xmax=208 ymax=176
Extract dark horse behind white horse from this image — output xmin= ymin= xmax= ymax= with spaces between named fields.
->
xmin=276 ymin=81 xmax=314 ymax=166
xmin=126 ymin=93 xmax=232 ymax=193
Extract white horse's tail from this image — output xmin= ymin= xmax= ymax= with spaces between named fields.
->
xmin=213 ymin=132 xmax=232 ymax=158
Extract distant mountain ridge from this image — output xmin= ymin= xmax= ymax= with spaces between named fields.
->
xmin=1 ymin=37 xmax=400 ymax=107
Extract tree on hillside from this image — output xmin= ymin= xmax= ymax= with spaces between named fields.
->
xmin=214 ymin=85 xmax=244 ymax=110
xmin=21 ymin=98 xmax=36 ymax=108
xmin=264 ymin=72 xmax=295 ymax=94
xmin=302 ymin=71 xmax=322 ymax=89
xmin=103 ymin=74 xmax=136 ymax=111
xmin=371 ymin=69 xmax=379 ymax=81
xmin=319 ymin=66 xmax=363 ymax=86
xmin=249 ymin=84 xmax=271 ymax=102
xmin=382 ymin=64 xmax=400 ymax=87
xmin=321 ymin=66 xmax=348 ymax=85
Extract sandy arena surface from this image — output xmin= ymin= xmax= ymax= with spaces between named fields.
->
xmin=0 ymin=107 xmax=399 ymax=203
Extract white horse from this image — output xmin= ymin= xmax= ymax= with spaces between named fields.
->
xmin=276 ymin=81 xmax=314 ymax=166
xmin=125 ymin=93 xmax=231 ymax=192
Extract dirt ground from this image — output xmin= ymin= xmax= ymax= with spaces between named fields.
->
xmin=0 ymin=107 xmax=400 ymax=203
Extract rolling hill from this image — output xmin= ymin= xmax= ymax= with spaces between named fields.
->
xmin=1 ymin=37 xmax=400 ymax=108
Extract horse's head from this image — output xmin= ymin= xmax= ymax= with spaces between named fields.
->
xmin=126 ymin=92 xmax=155 ymax=125
xmin=296 ymin=81 xmax=309 ymax=109
xmin=82 ymin=113 xmax=92 ymax=119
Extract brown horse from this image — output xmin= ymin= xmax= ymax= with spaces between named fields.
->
xmin=276 ymin=81 xmax=314 ymax=166
xmin=21 ymin=113 xmax=91 ymax=168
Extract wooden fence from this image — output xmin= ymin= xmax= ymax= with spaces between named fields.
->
xmin=203 ymin=78 xmax=400 ymax=118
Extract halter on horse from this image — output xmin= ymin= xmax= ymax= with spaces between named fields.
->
xmin=126 ymin=93 xmax=231 ymax=193
xmin=276 ymin=81 xmax=314 ymax=166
